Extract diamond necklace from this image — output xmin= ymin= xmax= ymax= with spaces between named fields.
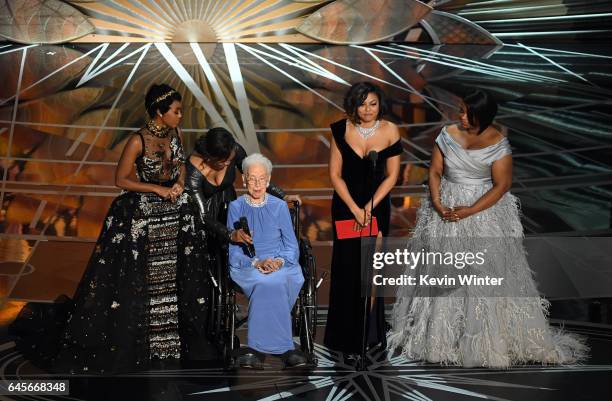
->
xmin=145 ymin=119 xmax=170 ymax=138
xmin=355 ymin=120 xmax=380 ymax=140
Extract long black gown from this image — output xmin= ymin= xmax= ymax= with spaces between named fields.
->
xmin=324 ymin=119 xmax=402 ymax=355
xmin=10 ymin=128 xmax=213 ymax=373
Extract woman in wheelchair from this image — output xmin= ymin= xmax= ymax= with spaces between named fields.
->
xmin=184 ymin=128 xmax=296 ymax=361
xmin=227 ymin=153 xmax=307 ymax=369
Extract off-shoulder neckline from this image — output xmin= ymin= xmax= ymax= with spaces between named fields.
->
xmin=335 ymin=119 xmax=402 ymax=159
xmin=442 ymin=126 xmax=507 ymax=151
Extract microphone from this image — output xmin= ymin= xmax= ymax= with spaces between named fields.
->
xmin=367 ymin=150 xmax=378 ymax=168
xmin=361 ymin=150 xmax=379 ymax=370
xmin=238 ymin=216 xmax=256 ymax=258
xmin=367 ymin=150 xmax=377 ymax=233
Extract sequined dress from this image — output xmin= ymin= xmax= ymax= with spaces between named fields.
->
xmin=10 ymin=127 xmax=213 ymax=373
xmin=389 ymin=127 xmax=588 ymax=367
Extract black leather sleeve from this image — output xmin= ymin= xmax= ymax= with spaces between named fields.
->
xmin=185 ymin=164 xmax=232 ymax=243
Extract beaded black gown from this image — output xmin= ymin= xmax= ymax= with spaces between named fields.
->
xmin=324 ymin=119 xmax=402 ymax=355
xmin=10 ymin=127 xmax=214 ymax=373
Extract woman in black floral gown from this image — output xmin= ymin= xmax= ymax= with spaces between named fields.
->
xmin=10 ymin=84 xmax=214 ymax=373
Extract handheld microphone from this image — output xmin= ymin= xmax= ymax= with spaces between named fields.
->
xmin=367 ymin=150 xmax=378 ymax=168
xmin=238 ymin=216 xmax=256 ymax=258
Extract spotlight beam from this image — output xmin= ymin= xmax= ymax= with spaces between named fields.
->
xmin=238 ymin=44 xmax=344 ymax=111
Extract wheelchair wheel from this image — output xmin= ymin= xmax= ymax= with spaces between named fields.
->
xmin=295 ymin=237 xmax=318 ymax=363
xmin=221 ymin=334 xmax=240 ymax=369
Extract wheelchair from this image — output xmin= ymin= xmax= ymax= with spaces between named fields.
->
xmin=210 ymin=200 xmax=319 ymax=369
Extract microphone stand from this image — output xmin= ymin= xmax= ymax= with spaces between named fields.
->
xmin=358 ymin=151 xmax=377 ymax=371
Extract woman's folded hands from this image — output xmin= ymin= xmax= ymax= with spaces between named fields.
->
xmin=254 ymin=258 xmax=283 ymax=274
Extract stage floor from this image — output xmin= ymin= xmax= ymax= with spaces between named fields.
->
xmin=1 ymin=316 xmax=610 ymax=401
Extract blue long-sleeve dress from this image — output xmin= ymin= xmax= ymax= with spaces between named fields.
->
xmin=227 ymin=194 xmax=304 ymax=354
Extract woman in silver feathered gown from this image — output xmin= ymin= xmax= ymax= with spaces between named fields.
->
xmin=389 ymin=91 xmax=588 ymax=368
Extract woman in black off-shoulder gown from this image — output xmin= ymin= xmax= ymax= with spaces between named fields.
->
xmin=324 ymin=82 xmax=402 ymax=357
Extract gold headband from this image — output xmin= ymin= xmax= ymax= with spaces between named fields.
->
xmin=153 ymin=90 xmax=176 ymax=104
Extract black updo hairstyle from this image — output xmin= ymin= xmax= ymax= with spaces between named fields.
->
xmin=463 ymin=90 xmax=498 ymax=134
xmin=195 ymin=127 xmax=236 ymax=163
xmin=343 ymin=81 xmax=388 ymax=124
xmin=145 ymin=84 xmax=182 ymax=118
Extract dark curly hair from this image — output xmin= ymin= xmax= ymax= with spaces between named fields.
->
xmin=145 ymin=84 xmax=182 ymax=118
xmin=194 ymin=127 xmax=236 ymax=163
xmin=463 ymin=90 xmax=498 ymax=134
xmin=343 ymin=82 xmax=388 ymax=124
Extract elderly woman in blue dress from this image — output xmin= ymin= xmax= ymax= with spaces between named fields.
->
xmin=227 ymin=153 xmax=306 ymax=368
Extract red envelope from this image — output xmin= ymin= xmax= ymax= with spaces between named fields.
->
xmin=335 ymin=217 xmax=378 ymax=239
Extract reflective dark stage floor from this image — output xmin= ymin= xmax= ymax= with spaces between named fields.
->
xmin=1 ymin=311 xmax=611 ymax=401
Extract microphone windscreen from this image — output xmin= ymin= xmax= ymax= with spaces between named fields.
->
xmin=239 ymin=216 xmax=251 ymax=235
xmin=368 ymin=150 xmax=378 ymax=163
